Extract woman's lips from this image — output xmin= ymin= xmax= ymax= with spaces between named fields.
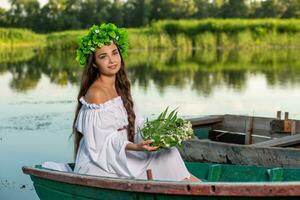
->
xmin=108 ymin=64 xmax=117 ymax=69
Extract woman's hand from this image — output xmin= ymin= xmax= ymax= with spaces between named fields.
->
xmin=126 ymin=140 xmax=158 ymax=151
xmin=136 ymin=140 xmax=159 ymax=151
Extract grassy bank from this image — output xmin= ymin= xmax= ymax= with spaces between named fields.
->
xmin=46 ymin=30 xmax=86 ymax=50
xmin=152 ymin=19 xmax=300 ymax=49
xmin=0 ymin=28 xmax=46 ymax=49
xmin=1 ymin=19 xmax=300 ymax=50
xmin=152 ymin=19 xmax=300 ymax=35
xmin=43 ymin=19 xmax=300 ymax=50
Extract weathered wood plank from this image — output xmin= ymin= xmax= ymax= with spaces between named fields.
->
xmin=245 ymin=117 xmax=253 ymax=145
xmin=180 ymin=139 xmax=300 ymax=167
xmin=270 ymin=120 xmax=284 ymax=133
xmin=212 ymin=115 xmax=275 ymax=134
xmin=277 ymin=111 xmax=282 ymax=120
xmin=211 ymin=114 xmax=300 ymax=135
xmin=292 ymin=121 xmax=297 ymax=135
xmin=188 ymin=115 xmax=224 ymax=126
xmin=189 ymin=115 xmax=300 ymax=143
xmin=251 ymin=134 xmax=300 ymax=147
xmin=146 ymin=169 xmax=153 ymax=180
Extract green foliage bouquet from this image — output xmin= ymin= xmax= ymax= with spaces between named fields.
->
xmin=140 ymin=107 xmax=194 ymax=149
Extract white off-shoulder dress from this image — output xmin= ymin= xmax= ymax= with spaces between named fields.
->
xmin=71 ymin=96 xmax=190 ymax=181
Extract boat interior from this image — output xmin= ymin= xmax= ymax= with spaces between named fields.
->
xmin=190 ymin=114 xmax=300 ymax=147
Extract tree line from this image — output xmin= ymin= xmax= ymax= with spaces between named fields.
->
xmin=0 ymin=0 xmax=299 ymax=33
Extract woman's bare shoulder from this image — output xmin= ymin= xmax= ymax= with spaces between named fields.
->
xmin=85 ymin=85 xmax=107 ymax=105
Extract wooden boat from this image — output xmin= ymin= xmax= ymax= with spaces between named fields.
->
xmin=188 ymin=113 xmax=300 ymax=145
xmin=180 ymin=139 xmax=300 ymax=167
xmin=179 ymin=113 xmax=300 ymax=167
xmin=23 ymin=162 xmax=300 ymax=199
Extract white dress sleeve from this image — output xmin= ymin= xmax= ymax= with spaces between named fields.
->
xmin=75 ymin=106 xmax=133 ymax=177
xmin=133 ymin=100 xmax=145 ymax=144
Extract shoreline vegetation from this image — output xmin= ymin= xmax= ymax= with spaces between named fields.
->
xmin=1 ymin=47 xmax=300 ymax=92
xmin=1 ymin=19 xmax=300 ymax=51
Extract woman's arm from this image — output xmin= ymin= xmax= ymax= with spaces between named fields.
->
xmin=125 ymin=140 xmax=158 ymax=151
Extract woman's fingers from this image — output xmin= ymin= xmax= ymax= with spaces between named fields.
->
xmin=150 ymin=146 xmax=159 ymax=151
xmin=145 ymin=145 xmax=158 ymax=151
xmin=140 ymin=140 xmax=158 ymax=151
xmin=143 ymin=140 xmax=153 ymax=145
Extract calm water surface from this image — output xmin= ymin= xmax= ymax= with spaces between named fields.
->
xmin=1 ymin=48 xmax=300 ymax=199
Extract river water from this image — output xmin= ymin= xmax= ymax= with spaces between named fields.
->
xmin=1 ymin=48 xmax=300 ymax=199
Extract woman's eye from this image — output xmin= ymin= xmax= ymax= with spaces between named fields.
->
xmin=99 ymin=55 xmax=106 ymax=59
xmin=113 ymin=51 xmax=119 ymax=55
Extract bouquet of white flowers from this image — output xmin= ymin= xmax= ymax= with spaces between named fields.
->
xmin=140 ymin=107 xmax=194 ymax=149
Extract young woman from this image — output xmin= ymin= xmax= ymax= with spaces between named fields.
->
xmin=72 ymin=23 xmax=199 ymax=181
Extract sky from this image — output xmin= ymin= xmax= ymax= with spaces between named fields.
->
xmin=0 ymin=0 xmax=48 ymax=9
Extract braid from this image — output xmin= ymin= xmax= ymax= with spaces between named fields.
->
xmin=116 ymin=59 xmax=136 ymax=142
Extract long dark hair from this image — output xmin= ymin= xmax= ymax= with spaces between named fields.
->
xmin=72 ymin=49 xmax=135 ymax=159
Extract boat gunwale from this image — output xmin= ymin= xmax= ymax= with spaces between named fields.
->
xmin=23 ymin=165 xmax=300 ymax=197
xmin=221 ymin=114 xmax=300 ymax=122
xmin=185 ymin=138 xmax=300 ymax=152
xmin=180 ymin=139 xmax=300 ymax=168
xmin=188 ymin=114 xmax=300 ymax=125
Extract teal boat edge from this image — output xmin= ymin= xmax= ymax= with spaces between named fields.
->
xmin=22 ymin=162 xmax=300 ymax=199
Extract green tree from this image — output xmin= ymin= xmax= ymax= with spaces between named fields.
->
xmin=123 ymin=0 xmax=152 ymax=27
xmin=254 ymin=0 xmax=285 ymax=18
xmin=77 ymin=0 xmax=111 ymax=29
xmin=37 ymin=0 xmax=82 ymax=32
xmin=193 ymin=0 xmax=214 ymax=18
xmin=6 ymin=0 xmax=40 ymax=28
xmin=150 ymin=0 xmax=198 ymax=20
xmin=61 ymin=0 xmax=82 ymax=30
xmin=107 ymin=0 xmax=124 ymax=26
xmin=0 ymin=7 xmax=7 ymax=26
xmin=38 ymin=0 xmax=68 ymax=31
xmin=281 ymin=0 xmax=300 ymax=18
xmin=220 ymin=0 xmax=248 ymax=18
xmin=1 ymin=0 xmax=300 ymax=32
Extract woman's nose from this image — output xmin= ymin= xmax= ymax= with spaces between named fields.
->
xmin=108 ymin=55 xmax=114 ymax=63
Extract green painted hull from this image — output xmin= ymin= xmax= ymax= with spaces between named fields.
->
xmin=23 ymin=162 xmax=300 ymax=199
xmin=31 ymin=176 xmax=299 ymax=200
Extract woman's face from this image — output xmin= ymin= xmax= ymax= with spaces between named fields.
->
xmin=93 ymin=43 xmax=121 ymax=76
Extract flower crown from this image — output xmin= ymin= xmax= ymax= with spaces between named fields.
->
xmin=76 ymin=23 xmax=129 ymax=66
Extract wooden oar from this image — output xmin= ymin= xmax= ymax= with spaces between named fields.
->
xmin=251 ymin=134 xmax=300 ymax=147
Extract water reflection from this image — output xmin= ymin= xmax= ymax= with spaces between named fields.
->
xmin=1 ymin=48 xmax=300 ymax=95
xmin=1 ymin=47 xmax=300 ymax=200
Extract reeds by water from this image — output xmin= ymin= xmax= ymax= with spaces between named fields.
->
xmin=1 ymin=19 xmax=300 ymax=50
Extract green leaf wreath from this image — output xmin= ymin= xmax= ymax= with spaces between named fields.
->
xmin=76 ymin=23 xmax=129 ymax=66
xmin=140 ymin=107 xmax=194 ymax=149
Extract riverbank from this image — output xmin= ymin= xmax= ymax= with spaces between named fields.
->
xmin=1 ymin=19 xmax=300 ymax=51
